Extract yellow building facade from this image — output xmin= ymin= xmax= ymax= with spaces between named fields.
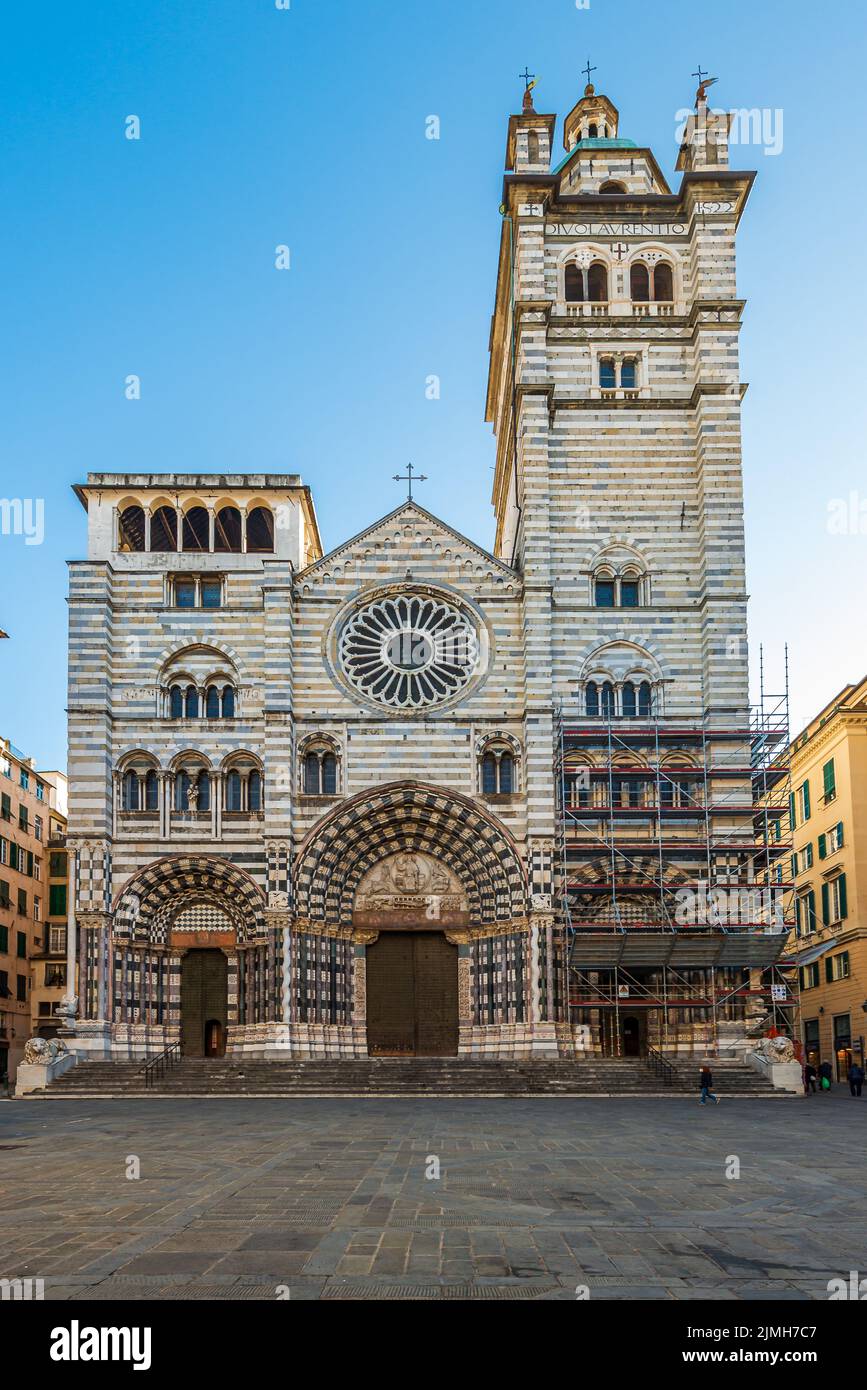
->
xmin=786 ymin=677 xmax=867 ymax=1080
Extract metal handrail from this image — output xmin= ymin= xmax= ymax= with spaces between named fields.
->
xmin=140 ymin=1041 xmax=182 ymax=1088
xmin=645 ymin=1046 xmax=677 ymax=1086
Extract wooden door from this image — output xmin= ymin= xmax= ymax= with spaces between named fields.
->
xmin=366 ymin=932 xmax=458 ymax=1056
xmin=181 ymin=950 xmax=228 ymax=1056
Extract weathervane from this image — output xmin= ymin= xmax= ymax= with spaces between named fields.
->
xmin=393 ymin=461 xmax=427 ymax=502
xmin=692 ymin=65 xmax=718 ymax=102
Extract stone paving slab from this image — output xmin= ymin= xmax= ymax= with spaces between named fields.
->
xmin=1 ymin=1093 xmax=865 ymax=1301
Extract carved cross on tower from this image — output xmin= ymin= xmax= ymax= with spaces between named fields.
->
xmin=393 ymin=461 xmax=427 ymax=502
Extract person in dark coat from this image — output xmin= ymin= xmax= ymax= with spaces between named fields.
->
xmin=818 ymin=1060 xmax=833 ymax=1091
xmin=699 ymin=1061 xmax=720 ymax=1105
xmin=848 ymin=1062 xmax=864 ymax=1097
xmin=803 ymin=1061 xmax=817 ymax=1095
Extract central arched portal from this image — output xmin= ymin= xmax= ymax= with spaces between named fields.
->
xmin=366 ymin=931 xmax=458 ymax=1056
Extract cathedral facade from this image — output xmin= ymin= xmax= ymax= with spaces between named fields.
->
xmin=64 ymin=79 xmax=782 ymax=1064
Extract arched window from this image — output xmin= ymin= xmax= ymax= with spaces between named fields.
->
xmin=599 ymin=358 xmax=616 ymax=390
xmin=527 ymin=131 xmax=540 ymax=163
xmin=118 ymin=505 xmax=145 ymax=552
xmin=595 ymin=575 xmax=616 ymax=607
xmin=653 ymin=262 xmax=673 ymax=302
xmin=205 ymin=686 xmax=220 ymax=719
xmin=221 ymin=685 xmax=235 ymax=718
xmin=587 ymin=262 xmax=607 ymax=302
xmin=169 ymin=686 xmax=184 ymax=719
xmin=601 ymin=682 xmax=615 ymax=718
xmin=214 ymin=506 xmax=242 ymax=552
xmin=630 ymin=263 xmax=650 ymax=301
xmin=121 ymin=771 xmax=139 ymax=811
xmin=564 ymin=262 xmax=583 ymax=303
xmin=303 ymin=745 xmax=339 ymax=795
xmin=622 ymin=682 xmax=637 ymax=718
xmin=182 ymin=506 xmax=209 ymax=552
xmin=620 ymin=574 xmax=640 ymax=608
xmin=184 ymin=685 xmax=199 ymax=719
xmin=303 ymin=752 xmax=320 ymax=795
xmin=196 ymin=770 xmax=211 ymax=812
xmin=586 ymin=682 xmax=599 ymax=716
xmin=144 ymin=770 xmax=159 ymax=811
xmin=480 ymin=744 xmax=517 ymax=795
xmin=620 ymin=359 xmax=637 ymax=390
xmin=174 ymin=770 xmax=190 ymax=812
xmin=638 ymin=681 xmax=652 ymax=717
xmin=226 ymin=770 xmax=242 ymax=811
xmin=246 ymin=507 xmax=274 ymax=553
xmin=599 ymin=180 xmax=626 ymax=194
xmin=321 ymin=754 xmax=337 ymax=795
xmin=150 ymin=505 xmax=177 ymax=552
xmin=588 ymin=123 xmax=598 ymax=138
xmin=248 ymin=771 xmax=262 ymax=811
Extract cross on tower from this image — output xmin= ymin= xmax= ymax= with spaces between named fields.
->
xmin=519 ymin=67 xmax=535 ymax=90
xmin=583 ymin=59 xmax=596 ymax=86
xmin=692 ymin=64 xmax=708 ymax=85
xmin=393 ymin=461 xmax=427 ymax=502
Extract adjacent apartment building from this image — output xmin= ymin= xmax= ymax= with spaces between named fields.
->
xmin=0 ymin=738 xmax=68 ymax=1083
xmin=786 ymin=677 xmax=867 ymax=1079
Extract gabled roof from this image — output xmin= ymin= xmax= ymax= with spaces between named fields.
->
xmin=296 ymin=500 xmax=518 ymax=580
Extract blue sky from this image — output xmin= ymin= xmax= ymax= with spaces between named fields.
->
xmin=1 ymin=0 xmax=864 ymax=767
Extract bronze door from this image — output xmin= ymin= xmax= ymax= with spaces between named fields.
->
xmin=366 ymin=931 xmax=458 ymax=1056
xmin=181 ymin=949 xmax=228 ymax=1057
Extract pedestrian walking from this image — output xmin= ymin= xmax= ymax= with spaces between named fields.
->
xmin=848 ymin=1062 xmax=864 ymax=1097
xmin=818 ymin=1060 xmax=833 ymax=1092
xmin=699 ymin=1061 xmax=720 ymax=1105
xmin=803 ymin=1061 xmax=817 ymax=1095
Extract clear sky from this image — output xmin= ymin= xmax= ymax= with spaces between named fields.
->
xmin=1 ymin=0 xmax=864 ymax=768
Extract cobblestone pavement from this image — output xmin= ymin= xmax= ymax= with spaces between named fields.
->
xmin=1 ymin=1094 xmax=864 ymax=1301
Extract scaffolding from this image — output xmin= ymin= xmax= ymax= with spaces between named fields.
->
xmin=553 ymin=647 xmax=799 ymax=1056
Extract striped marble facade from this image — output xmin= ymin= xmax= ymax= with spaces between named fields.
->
xmin=65 ymin=81 xmax=758 ymax=1064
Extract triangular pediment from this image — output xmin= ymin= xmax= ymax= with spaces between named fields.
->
xmin=296 ymin=501 xmax=519 ymax=583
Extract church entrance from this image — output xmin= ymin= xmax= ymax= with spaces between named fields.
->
xmin=181 ymin=949 xmax=228 ymax=1057
xmin=366 ymin=931 xmax=458 ymax=1056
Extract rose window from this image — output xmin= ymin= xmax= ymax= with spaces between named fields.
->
xmin=339 ymin=593 xmax=479 ymax=709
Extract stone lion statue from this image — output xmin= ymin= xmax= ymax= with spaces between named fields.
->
xmin=752 ymin=1035 xmax=795 ymax=1064
xmin=23 ymin=1037 xmax=68 ymax=1065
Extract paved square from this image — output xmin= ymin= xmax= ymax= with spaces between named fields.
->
xmin=1 ymin=1094 xmax=865 ymax=1300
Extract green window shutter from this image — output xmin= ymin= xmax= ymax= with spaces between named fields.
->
xmin=795 ymin=898 xmax=802 ymax=933
xmin=0 ymin=924 xmax=6 ymax=952
xmin=799 ymin=967 xmax=805 ymax=991
xmin=790 ymin=853 xmax=797 ymax=879
xmin=825 ymin=956 xmax=833 ymax=984
xmin=802 ymin=781 xmax=811 ymax=820
xmin=823 ymin=759 xmax=836 ymax=798
xmin=821 ymin=882 xmax=830 ymax=926
xmin=26 ymin=850 xmax=33 ymax=876
xmin=818 ymin=834 xmax=826 ymax=859
xmin=789 ymin=791 xmax=796 ymax=830
xmin=839 ymin=874 xmax=848 ymax=920
xmin=837 ymin=821 xmax=844 ymax=846
xmin=807 ymin=890 xmax=816 ymax=930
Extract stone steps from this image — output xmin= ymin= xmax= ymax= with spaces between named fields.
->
xmin=30 ymin=1055 xmax=785 ymax=1099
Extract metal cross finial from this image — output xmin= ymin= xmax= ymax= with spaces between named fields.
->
xmin=393 ymin=461 xmax=427 ymax=502
xmin=583 ymin=59 xmax=596 ymax=86
xmin=692 ymin=64 xmax=708 ymax=85
xmin=519 ymin=67 xmax=535 ymax=90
